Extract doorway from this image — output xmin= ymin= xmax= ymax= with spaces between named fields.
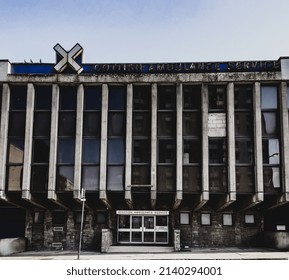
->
xmin=117 ymin=210 xmax=169 ymax=244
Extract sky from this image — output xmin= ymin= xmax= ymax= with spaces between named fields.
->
xmin=0 ymin=0 xmax=289 ymax=63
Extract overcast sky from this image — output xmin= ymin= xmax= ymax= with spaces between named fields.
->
xmin=0 ymin=0 xmax=289 ymax=63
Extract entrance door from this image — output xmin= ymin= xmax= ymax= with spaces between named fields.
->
xmin=117 ymin=211 xmax=169 ymax=244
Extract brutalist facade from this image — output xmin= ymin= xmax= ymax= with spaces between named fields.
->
xmin=0 ymin=44 xmax=289 ymax=251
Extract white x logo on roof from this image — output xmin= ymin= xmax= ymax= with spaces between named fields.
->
xmin=54 ymin=43 xmax=84 ymax=74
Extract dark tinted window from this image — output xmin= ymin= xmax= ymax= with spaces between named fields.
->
xmin=59 ymin=86 xmax=77 ymax=110
xmin=10 ymin=86 xmax=27 ymax=110
xmin=35 ymin=86 xmax=52 ymax=110
xmin=57 ymin=139 xmax=75 ymax=163
xmin=84 ymin=86 xmax=102 ymax=110
xmin=108 ymin=86 xmax=126 ymax=110
xmin=33 ymin=112 xmax=51 ymax=137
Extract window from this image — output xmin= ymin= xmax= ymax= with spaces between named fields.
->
xmin=159 ymin=140 xmax=175 ymax=163
xmin=7 ymin=86 xmax=27 ymax=191
xmin=180 ymin=212 xmax=190 ymax=225
xmin=131 ymin=86 xmax=151 ymax=185
xmin=223 ymin=214 xmax=233 ymax=226
xmin=82 ymin=86 xmax=102 ymax=191
xmin=201 ymin=213 xmax=211 ymax=225
xmin=107 ymin=86 xmax=126 ymax=191
xmin=245 ymin=214 xmax=255 ymax=225
xmin=261 ymin=86 xmax=280 ymax=193
xmin=209 ymin=138 xmax=226 ymax=164
xmin=56 ymin=86 xmax=77 ymax=192
xmin=235 ymin=85 xmax=254 ymax=193
xmin=209 ymin=85 xmax=226 ymax=111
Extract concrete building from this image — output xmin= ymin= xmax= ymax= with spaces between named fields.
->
xmin=0 ymin=44 xmax=289 ymax=251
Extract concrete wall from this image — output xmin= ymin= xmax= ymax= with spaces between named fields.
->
xmin=0 ymin=238 xmax=26 ymax=256
xmin=101 ymin=229 xmax=113 ymax=253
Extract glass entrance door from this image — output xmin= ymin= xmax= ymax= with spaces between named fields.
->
xmin=117 ymin=211 xmax=169 ymax=244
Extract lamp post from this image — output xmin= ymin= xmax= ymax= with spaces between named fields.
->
xmin=77 ymin=188 xmax=86 ymax=260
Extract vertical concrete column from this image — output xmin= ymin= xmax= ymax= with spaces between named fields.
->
xmin=280 ymin=82 xmax=289 ymax=202
xmin=125 ymin=84 xmax=133 ymax=208
xmin=48 ymin=84 xmax=59 ymax=200
xmin=22 ymin=83 xmax=35 ymax=200
xmin=99 ymin=84 xmax=109 ymax=207
xmin=173 ymin=83 xmax=183 ymax=209
xmin=74 ymin=84 xmax=84 ymax=200
xmin=0 ymin=84 xmax=10 ymax=200
xmin=227 ymin=82 xmax=236 ymax=201
xmin=253 ymin=82 xmax=264 ymax=201
xmin=201 ymin=84 xmax=209 ymax=202
xmin=151 ymin=83 xmax=157 ymax=208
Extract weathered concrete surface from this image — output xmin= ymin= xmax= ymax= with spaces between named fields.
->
xmin=0 ymin=238 xmax=26 ymax=256
xmin=264 ymin=232 xmax=289 ymax=250
xmin=101 ymin=229 xmax=113 ymax=253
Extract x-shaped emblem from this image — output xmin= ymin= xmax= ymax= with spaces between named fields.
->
xmin=54 ymin=43 xmax=84 ymax=74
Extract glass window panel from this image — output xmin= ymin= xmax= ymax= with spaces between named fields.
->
xmin=262 ymin=139 xmax=280 ymax=164
xmin=58 ymin=112 xmax=76 ymax=136
xmin=234 ymin=85 xmax=253 ymax=109
xmin=209 ymin=86 xmax=226 ymax=111
xmin=183 ymin=85 xmax=201 ymax=110
xmin=183 ymin=166 xmax=201 ymax=192
xmin=57 ymin=139 xmax=75 ymax=163
xmin=235 ymin=112 xmax=253 ymax=137
xmin=157 ymin=166 xmax=175 ymax=192
xmin=156 ymin=232 xmax=168 ymax=243
xmin=84 ymin=86 xmax=102 ymax=110
xmin=8 ymin=139 xmax=24 ymax=164
xmin=235 ymin=140 xmax=253 ymax=164
xmin=144 ymin=232 xmax=154 ymax=243
xmin=56 ymin=166 xmax=74 ymax=191
xmin=158 ymin=86 xmax=176 ymax=110
xmin=8 ymin=112 xmax=26 ymax=136
xmin=158 ymin=112 xmax=175 ymax=136
xmin=7 ymin=166 xmax=23 ymax=191
xmin=262 ymin=112 xmax=278 ymax=136
xmin=131 ymin=165 xmax=151 ymax=185
xmin=263 ymin=167 xmax=280 ymax=190
xmin=108 ymin=86 xmax=126 ymax=110
xmin=119 ymin=215 xmax=130 ymax=228
xmin=261 ymin=86 xmax=278 ymax=109
xmin=35 ymin=86 xmax=52 ymax=110
xmin=245 ymin=214 xmax=255 ymax=224
xmin=33 ymin=139 xmax=50 ymax=163
xmin=180 ymin=212 xmax=190 ymax=225
xmin=209 ymin=166 xmax=227 ymax=192
xmin=159 ymin=140 xmax=175 ymax=163
xmin=81 ymin=166 xmax=99 ymax=190
xmin=132 ymin=216 xmax=142 ymax=228
xmin=10 ymin=86 xmax=27 ymax=110
xmin=201 ymin=213 xmax=211 ymax=225
xmin=209 ymin=138 xmax=226 ymax=163
xmin=223 ymin=214 xmax=233 ymax=226
xmin=107 ymin=166 xmax=124 ymax=191
xmin=133 ymin=139 xmax=150 ymax=163
xmin=33 ymin=112 xmax=51 ymax=137
xmin=108 ymin=113 xmax=125 ymax=136
xmin=144 ymin=216 xmax=154 ymax=229
xmin=183 ymin=112 xmax=201 ymax=136
xmin=133 ymin=85 xmax=151 ymax=110
xmin=107 ymin=139 xmax=125 ymax=164
xmin=156 ymin=216 xmax=167 ymax=226
xmin=118 ymin=232 xmax=130 ymax=242
xmin=183 ymin=139 xmax=201 ymax=164
xmin=83 ymin=112 xmax=101 ymax=137
xmin=236 ymin=167 xmax=254 ymax=193
xmin=82 ymin=139 xmax=100 ymax=164
xmin=59 ymin=86 xmax=77 ymax=110
xmin=31 ymin=166 xmax=48 ymax=192
xmin=132 ymin=112 xmax=150 ymax=136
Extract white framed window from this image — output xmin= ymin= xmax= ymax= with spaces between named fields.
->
xmin=180 ymin=212 xmax=190 ymax=225
xmin=223 ymin=213 xmax=233 ymax=226
xmin=201 ymin=213 xmax=211 ymax=225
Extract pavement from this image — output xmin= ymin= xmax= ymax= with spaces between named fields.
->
xmin=1 ymin=247 xmax=289 ymax=260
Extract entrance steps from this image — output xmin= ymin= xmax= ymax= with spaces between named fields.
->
xmin=107 ymin=246 xmax=174 ymax=254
